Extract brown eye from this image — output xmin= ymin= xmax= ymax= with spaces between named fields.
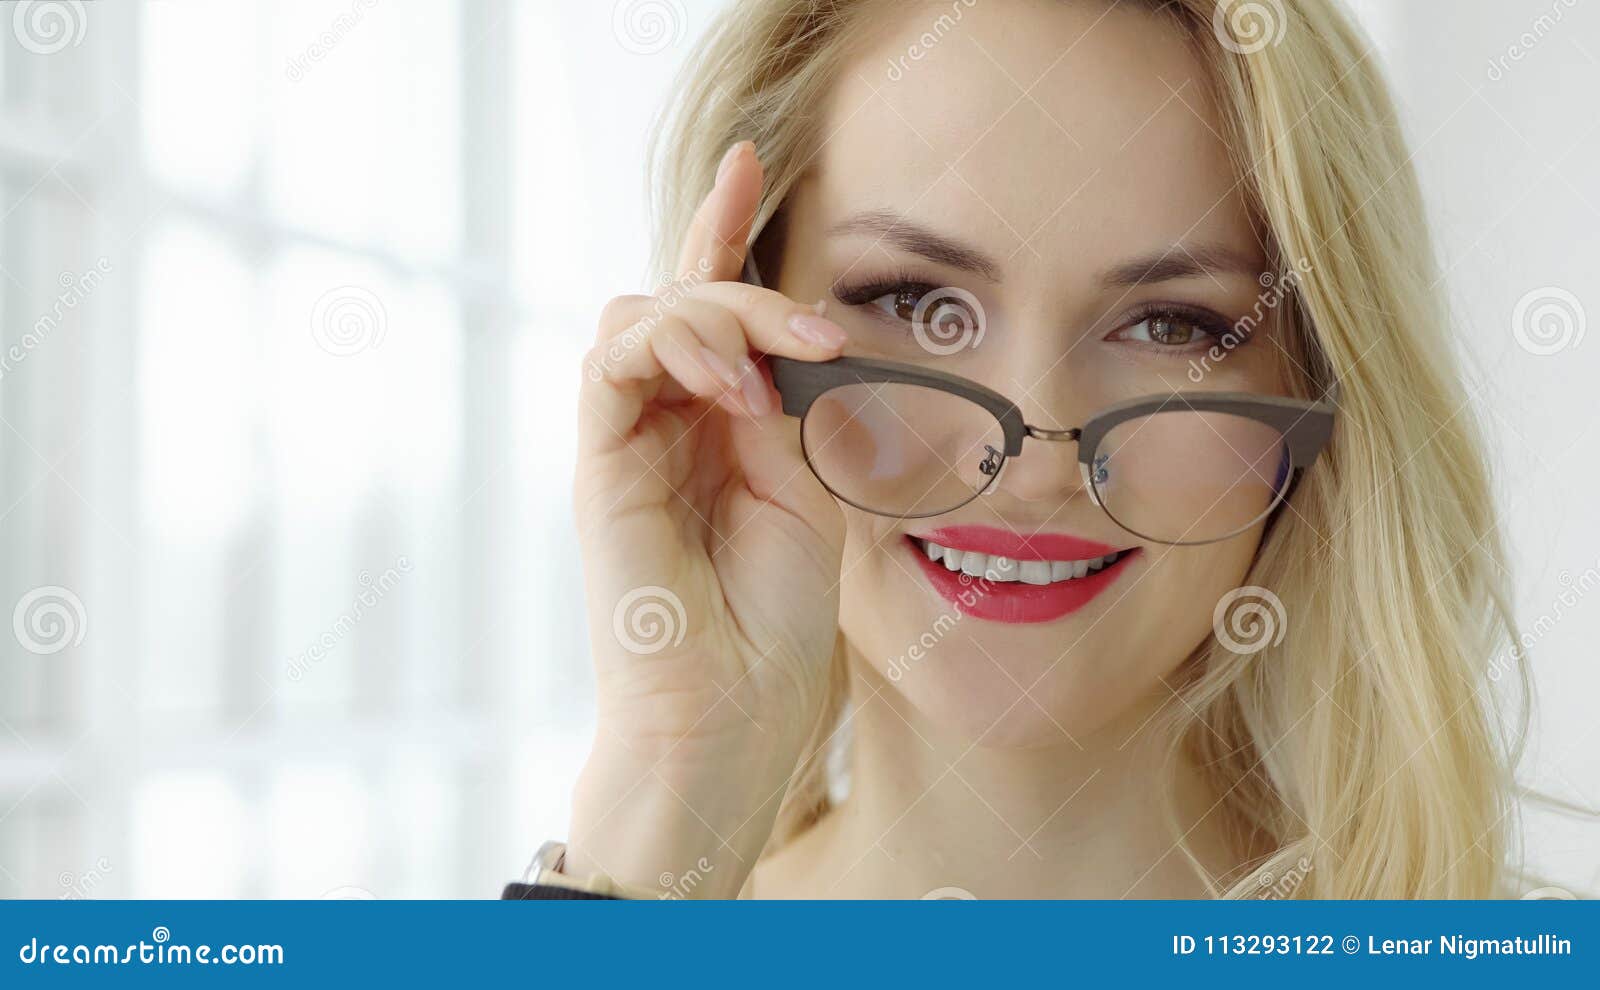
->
xmin=1147 ymin=315 xmax=1195 ymax=345
xmin=892 ymin=289 xmax=921 ymax=321
xmin=1118 ymin=311 xmax=1222 ymax=347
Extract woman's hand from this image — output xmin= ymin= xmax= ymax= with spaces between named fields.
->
xmin=566 ymin=142 xmax=848 ymax=898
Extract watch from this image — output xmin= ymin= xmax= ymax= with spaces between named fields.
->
xmin=500 ymin=840 xmax=656 ymax=900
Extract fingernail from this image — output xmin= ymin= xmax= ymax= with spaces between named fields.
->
xmin=738 ymin=358 xmax=773 ymax=417
xmin=787 ymin=312 xmax=848 ymax=349
xmin=716 ymin=141 xmax=752 ymax=184
xmin=699 ymin=347 xmax=742 ymax=388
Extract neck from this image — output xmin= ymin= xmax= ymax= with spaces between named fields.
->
xmin=755 ymin=653 xmax=1241 ymax=899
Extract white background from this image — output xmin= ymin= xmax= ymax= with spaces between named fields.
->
xmin=0 ymin=0 xmax=1594 ymax=898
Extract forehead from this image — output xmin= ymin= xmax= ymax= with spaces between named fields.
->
xmin=810 ymin=0 xmax=1258 ymax=271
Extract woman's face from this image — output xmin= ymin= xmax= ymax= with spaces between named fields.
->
xmin=774 ymin=0 xmax=1293 ymax=746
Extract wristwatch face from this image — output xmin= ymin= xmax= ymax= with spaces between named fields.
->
xmin=527 ymin=840 xmax=567 ymax=882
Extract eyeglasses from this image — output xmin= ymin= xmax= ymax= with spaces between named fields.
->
xmin=768 ymin=355 xmax=1337 ymax=546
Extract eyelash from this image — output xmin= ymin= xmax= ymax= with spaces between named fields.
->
xmin=1111 ymin=301 xmax=1242 ymax=351
xmin=832 ymin=274 xmax=1244 ymax=352
xmin=832 ymin=270 xmax=942 ymax=316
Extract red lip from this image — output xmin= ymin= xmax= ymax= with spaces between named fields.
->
xmin=915 ymin=525 xmax=1119 ymax=561
xmin=905 ymin=528 xmax=1137 ymax=624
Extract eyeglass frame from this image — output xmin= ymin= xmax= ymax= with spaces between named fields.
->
xmin=766 ymin=355 xmax=1337 ymax=544
xmin=742 ymin=224 xmax=1339 ymax=545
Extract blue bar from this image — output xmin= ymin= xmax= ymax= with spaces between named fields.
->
xmin=2 ymin=900 xmax=1594 ymax=986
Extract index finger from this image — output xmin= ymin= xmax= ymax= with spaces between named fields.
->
xmin=672 ymin=141 xmax=762 ymax=286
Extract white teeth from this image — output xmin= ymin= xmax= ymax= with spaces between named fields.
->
xmin=916 ymin=541 xmax=1126 ymax=585
xmin=985 ymin=556 xmax=1019 ymax=581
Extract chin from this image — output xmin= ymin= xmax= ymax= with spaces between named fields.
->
xmin=863 ymin=635 xmax=1152 ymax=749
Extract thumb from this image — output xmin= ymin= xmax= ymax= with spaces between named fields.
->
xmin=723 ymin=365 xmax=845 ymax=548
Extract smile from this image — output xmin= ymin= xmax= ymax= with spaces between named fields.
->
xmin=904 ymin=525 xmax=1139 ymax=624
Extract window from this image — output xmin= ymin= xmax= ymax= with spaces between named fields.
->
xmin=0 ymin=0 xmax=719 ymax=898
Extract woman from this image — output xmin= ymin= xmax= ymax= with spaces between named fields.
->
xmin=555 ymin=0 xmax=1522 ymax=898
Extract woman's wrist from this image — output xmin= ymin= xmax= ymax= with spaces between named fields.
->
xmin=566 ymin=736 xmax=798 ymax=899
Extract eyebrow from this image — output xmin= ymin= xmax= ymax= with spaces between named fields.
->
xmin=828 ymin=210 xmax=1264 ymax=288
xmin=827 ymin=210 xmax=1002 ymax=282
xmin=1097 ymin=242 xmax=1265 ymax=287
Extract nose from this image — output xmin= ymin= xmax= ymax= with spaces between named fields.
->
xmin=992 ymin=425 xmax=1087 ymax=503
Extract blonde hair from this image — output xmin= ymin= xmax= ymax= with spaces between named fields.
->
xmin=647 ymin=0 xmax=1526 ymax=897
